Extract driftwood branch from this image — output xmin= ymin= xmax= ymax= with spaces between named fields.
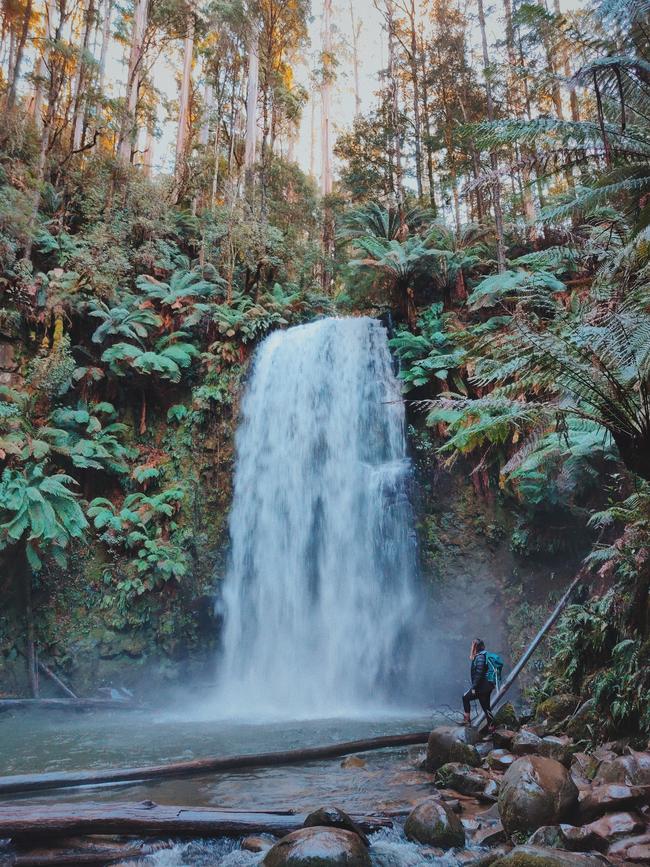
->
xmin=0 ymin=801 xmax=392 ymax=842
xmin=10 ymin=838 xmax=173 ymax=866
xmin=0 ymin=731 xmax=430 ymax=796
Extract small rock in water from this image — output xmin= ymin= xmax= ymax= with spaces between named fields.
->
xmin=437 ymin=762 xmax=489 ymax=796
xmin=262 ymin=827 xmax=371 ymax=867
xmin=341 ymin=755 xmax=367 ymax=769
xmin=404 ymin=796 xmax=465 ymax=847
xmin=241 ymin=835 xmax=275 ymax=854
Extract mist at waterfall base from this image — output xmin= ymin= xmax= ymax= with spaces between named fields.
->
xmin=208 ymin=316 xmax=440 ymax=721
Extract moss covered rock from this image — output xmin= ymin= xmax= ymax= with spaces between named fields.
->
xmin=426 ymin=726 xmax=481 ymax=771
xmin=491 ymin=845 xmax=610 ymax=866
xmin=535 ymin=695 xmax=579 ymax=724
xmin=404 ymin=797 xmax=465 ymax=847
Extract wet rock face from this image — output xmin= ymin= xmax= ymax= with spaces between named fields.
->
xmin=497 ymin=755 xmax=579 ymax=836
xmin=535 ymin=694 xmax=580 ymax=724
xmin=426 ymin=726 xmax=481 ymax=771
xmin=262 ymin=827 xmax=371 ymax=867
xmin=594 ymin=750 xmax=650 ymax=786
xmin=491 ymin=844 xmax=611 ymax=865
xmin=404 ymin=797 xmax=466 ymax=847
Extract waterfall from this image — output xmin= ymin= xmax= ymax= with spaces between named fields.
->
xmin=214 ymin=317 xmax=422 ymax=718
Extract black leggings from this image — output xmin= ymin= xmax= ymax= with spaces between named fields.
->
xmin=463 ymin=683 xmax=494 ymax=724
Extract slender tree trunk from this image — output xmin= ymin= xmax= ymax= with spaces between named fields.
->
xmin=320 ymin=0 xmax=333 ymax=196
xmin=5 ymin=0 xmax=33 ymax=112
xmin=406 ymin=0 xmax=423 ymax=201
xmin=71 ymin=0 xmax=95 ymax=151
xmin=173 ymin=9 xmax=195 ymax=201
xmin=309 ymin=93 xmax=316 ymax=178
xmin=419 ymin=43 xmax=437 ymax=215
xmin=349 ymin=0 xmax=362 ymax=117
xmin=244 ymin=26 xmax=259 ymax=187
xmin=386 ymin=0 xmax=403 ymax=213
xmin=97 ymin=0 xmax=112 ymax=93
xmin=117 ymin=0 xmax=148 ymax=163
xmin=476 ymin=0 xmax=506 ymax=270
xmin=200 ymin=81 xmax=213 ymax=147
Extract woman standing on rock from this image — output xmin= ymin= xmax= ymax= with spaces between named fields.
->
xmin=462 ymin=639 xmax=495 ymax=732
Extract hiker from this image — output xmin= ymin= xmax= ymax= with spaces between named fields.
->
xmin=462 ymin=638 xmax=500 ymax=731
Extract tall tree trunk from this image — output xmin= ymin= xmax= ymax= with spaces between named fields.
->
xmin=406 ymin=0 xmax=423 ymax=201
xmin=117 ymin=0 xmax=148 ymax=163
xmin=386 ymin=0 xmax=403 ymax=213
xmin=476 ymin=0 xmax=506 ymax=271
xmin=200 ymin=81 xmax=213 ymax=147
xmin=349 ymin=0 xmax=362 ymax=117
xmin=173 ymin=8 xmax=195 ymax=201
xmin=71 ymin=0 xmax=95 ymax=151
xmin=320 ymin=0 xmax=333 ymax=196
xmin=503 ymin=0 xmax=536 ymax=235
xmin=309 ymin=92 xmax=316 ymax=178
xmin=419 ymin=42 xmax=437 ymax=215
xmin=244 ymin=26 xmax=259 ymax=187
xmin=5 ymin=0 xmax=33 ymax=112
xmin=97 ymin=0 xmax=112 ymax=93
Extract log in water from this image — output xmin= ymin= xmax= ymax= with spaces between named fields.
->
xmin=0 ymin=730 xmax=430 ymax=795
xmin=0 ymin=801 xmax=392 ymax=841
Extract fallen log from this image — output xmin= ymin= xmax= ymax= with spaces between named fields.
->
xmin=0 ymin=699 xmax=137 ymax=714
xmin=474 ymin=572 xmax=584 ymax=730
xmin=0 ymin=730 xmax=430 ymax=796
xmin=10 ymin=838 xmax=172 ymax=866
xmin=0 ymin=801 xmax=392 ymax=842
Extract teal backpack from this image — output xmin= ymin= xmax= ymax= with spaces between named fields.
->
xmin=485 ymin=652 xmax=504 ymax=689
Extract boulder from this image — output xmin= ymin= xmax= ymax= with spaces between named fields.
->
xmin=491 ymin=845 xmax=610 ymax=866
xmin=578 ymin=783 xmax=647 ymax=821
xmin=438 ymin=762 xmax=490 ymax=796
xmin=487 ymin=749 xmax=516 ymax=772
xmin=493 ymin=729 xmax=517 ymax=750
xmin=571 ymin=752 xmax=599 ymax=783
xmin=608 ymin=831 xmax=650 ymax=860
xmin=474 ymin=821 xmax=506 ymax=846
xmin=404 ymin=797 xmax=465 ymax=847
xmin=538 ymin=736 xmax=573 ymax=767
xmin=494 ymin=703 xmax=520 ymax=729
xmin=262 ymin=828 xmax=371 ymax=867
xmin=498 ymin=756 xmax=579 ymax=836
xmin=303 ymin=806 xmax=368 ymax=846
xmin=511 ymin=731 xmax=544 ymax=757
xmin=582 ymin=811 xmax=644 ymax=842
xmin=594 ymin=750 xmax=650 ymax=786
xmin=526 ymin=824 xmax=605 ymax=852
xmin=535 ymin=694 xmax=579 ymax=724
xmin=627 ymin=843 xmax=650 ymax=862
xmin=426 ymin=726 xmax=481 ymax=771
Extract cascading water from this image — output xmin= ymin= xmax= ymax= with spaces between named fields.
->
xmin=214 ymin=317 xmax=423 ymax=718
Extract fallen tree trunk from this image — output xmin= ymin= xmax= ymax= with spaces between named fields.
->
xmin=474 ymin=572 xmax=584 ymax=729
xmin=0 ymin=699 xmax=136 ymax=714
xmin=0 ymin=730 xmax=429 ymax=796
xmin=0 ymin=801 xmax=392 ymax=842
xmin=36 ymin=661 xmax=79 ymax=700
xmin=10 ymin=838 xmax=172 ymax=866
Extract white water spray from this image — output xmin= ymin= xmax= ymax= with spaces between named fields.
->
xmin=214 ymin=317 xmax=422 ymax=718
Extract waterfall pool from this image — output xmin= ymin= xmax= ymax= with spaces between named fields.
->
xmin=0 ymin=709 xmax=441 ymax=811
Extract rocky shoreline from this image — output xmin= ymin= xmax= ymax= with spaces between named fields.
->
xmin=245 ymin=699 xmax=650 ymax=866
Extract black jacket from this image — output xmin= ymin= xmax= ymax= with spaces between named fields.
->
xmin=471 ymin=651 xmax=490 ymax=690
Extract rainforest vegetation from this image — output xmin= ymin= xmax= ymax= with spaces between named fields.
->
xmin=0 ymin=0 xmax=648 ymax=744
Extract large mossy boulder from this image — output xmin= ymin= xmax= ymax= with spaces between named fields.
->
xmin=498 ymin=755 xmax=578 ymax=836
xmin=426 ymin=726 xmax=480 ymax=771
xmin=437 ymin=762 xmax=489 ymax=796
xmin=491 ymin=845 xmax=610 ymax=866
xmin=262 ymin=828 xmax=371 ymax=867
xmin=535 ymin=695 xmax=579 ymax=724
xmin=404 ymin=797 xmax=465 ymax=847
